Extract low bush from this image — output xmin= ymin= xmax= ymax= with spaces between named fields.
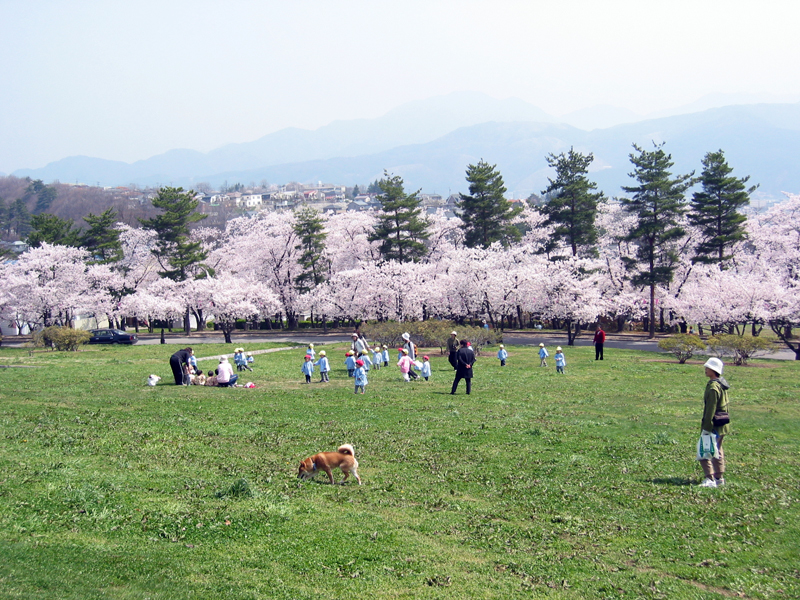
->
xmin=657 ymin=334 xmax=706 ymax=363
xmin=706 ymin=333 xmax=776 ymax=365
xmin=32 ymin=326 xmax=90 ymax=351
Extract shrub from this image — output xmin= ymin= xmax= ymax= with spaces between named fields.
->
xmin=706 ymin=333 xmax=776 ymax=366
xmin=33 ymin=326 xmax=91 ymax=351
xmin=657 ymin=334 xmax=706 ymax=363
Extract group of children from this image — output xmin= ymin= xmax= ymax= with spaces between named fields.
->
xmin=496 ymin=343 xmax=566 ymax=374
xmin=301 ymin=342 xmax=433 ymax=394
xmin=300 ymin=339 xmax=568 ymax=393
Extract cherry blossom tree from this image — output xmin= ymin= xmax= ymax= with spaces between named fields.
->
xmin=0 ymin=243 xmax=119 ymax=331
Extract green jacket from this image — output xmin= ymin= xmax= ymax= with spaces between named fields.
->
xmin=702 ymin=377 xmax=731 ymax=435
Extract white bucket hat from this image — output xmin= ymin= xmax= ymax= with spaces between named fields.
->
xmin=703 ymin=357 xmax=724 ymax=375
xmin=402 ymin=332 xmax=410 ymax=341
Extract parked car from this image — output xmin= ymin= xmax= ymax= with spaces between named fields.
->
xmin=88 ymin=329 xmax=138 ymax=345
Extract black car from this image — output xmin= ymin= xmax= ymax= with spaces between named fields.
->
xmin=88 ymin=329 xmax=138 ymax=345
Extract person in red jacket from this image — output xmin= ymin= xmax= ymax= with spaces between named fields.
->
xmin=593 ymin=325 xmax=606 ymax=360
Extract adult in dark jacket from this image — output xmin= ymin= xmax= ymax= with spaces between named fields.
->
xmin=450 ymin=339 xmax=476 ymax=395
xmin=169 ymin=347 xmax=193 ymax=385
xmin=447 ymin=331 xmax=459 ymax=369
xmin=698 ymin=357 xmax=731 ymax=488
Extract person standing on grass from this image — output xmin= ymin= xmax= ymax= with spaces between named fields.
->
xmin=538 ymin=343 xmax=549 ymax=367
xmin=593 ymin=325 xmax=606 ymax=360
xmin=554 ymin=347 xmax=566 ymax=374
xmin=451 ymin=339 xmax=476 ymax=395
xmin=354 ymin=359 xmax=368 ymax=394
xmin=698 ymin=357 xmax=731 ymax=488
xmin=447 ymin=331 xmax=459 ymax=369
xmin=169 ymin=347 xmax=193 ymax=385
xmin=497 ymin=344 xmax=508 ymax=367
xmin=402 ymin=332 xmax=419 ymax=379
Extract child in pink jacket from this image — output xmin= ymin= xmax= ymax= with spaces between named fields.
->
xmin=397 ymin=348 xmax=413 ymax=382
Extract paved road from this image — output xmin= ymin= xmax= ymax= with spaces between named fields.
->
xmin=3 ymin=329 xmax=796 ymax=360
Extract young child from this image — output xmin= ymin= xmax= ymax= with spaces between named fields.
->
xmin=354 ymin=359 xmax=368 ymax=394
xmin=372 ymin=346 xmax=383 ymax=370
xmin=234 ymin=347 xmax=249 ymax=371
xmin=188 ymin=349 xmax=198 ymax=374
xmin=306 ymin=343 xmax=316 ymax=360
xmin=182 ymin=363 xmax=193 ymax=386
xmin=246 ymin=352 xmax=255 ymax=368
xmin=397 ymin=347 xmax=404 ymax=362
xmin=497 ymin=344 xmax=508 ymax=367
xmin=358 ymin=350 xmax=373 ymax=374
xmin=397 ymin=348 xmax=413 ymax=382
xmin=538 ymin=343 xmax=549 ymax=367
xmin=344 ymin=351 xmax=356 ymax=377
xmin=555 ymin=346 xmax=566 ymax=374
xmin=315 ymin=350 xmax=330 ymax=382
xmin=382 ymin=344 xmax=389 ymax=367
xmin=301 ymin=354 xmax=314 ymax=384
xmin=421 ymin=355 xmax=431 ymax=381
xmin=193 ymin=371 xmax=207 ymax=385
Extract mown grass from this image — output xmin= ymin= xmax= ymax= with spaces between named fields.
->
xmin=0 ymin=341 xmax=798 ymax=599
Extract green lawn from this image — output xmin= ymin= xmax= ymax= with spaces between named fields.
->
xmin=0 ymin=341 xmax=798 ymax=599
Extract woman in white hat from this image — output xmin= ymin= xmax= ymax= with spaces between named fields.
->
xmin=401 ymin=332 xmax=419 ymax=379
xmin=698 ymin=357 xmax=731 ymax=488
xmin=216 ymin=356 xmax=238 ymax=387
xmin=447 ymin=331 xmax=459 ymax=370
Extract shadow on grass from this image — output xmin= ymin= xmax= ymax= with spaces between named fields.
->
xmin=650 ymin=476 xmax=694 ymax=486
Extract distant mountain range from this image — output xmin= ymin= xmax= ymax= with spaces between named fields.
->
xmin=13 ymin=91 xmax=800 ymax=200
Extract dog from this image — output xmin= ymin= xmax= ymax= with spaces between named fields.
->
xmin=147 ymin=374 xmax=161 ymax=386
xmin=297 ymin=444 xmax=361 ymax=485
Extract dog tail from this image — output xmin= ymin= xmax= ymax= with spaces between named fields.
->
xmin=338 ymin=444 xmax=355 ymax=456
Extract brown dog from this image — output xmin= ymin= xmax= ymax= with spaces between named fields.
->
xmin=297 ymin=444 xmax=361 ymax=485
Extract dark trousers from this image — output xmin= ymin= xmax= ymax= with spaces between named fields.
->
xmin=169 ymin=356 xmax=184 ymax=385
xmin=451 ymin=376 xmax=471 ymax=395
xmin=449 ymin=351 xmax=457 ymax=370
xmin=595 ymin=343 xmax=604 ymax=360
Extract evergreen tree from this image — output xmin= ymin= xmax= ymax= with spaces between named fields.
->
xmin=620 ymin=143 xmax=693 ymax=339
xmin=352 ymin=184 xmax=360 ymax=197
xmin=139 ymin=186 xmax=209 ymax=282
xmin=0 ymin=198 xmax=7 ymax=236
xmin=460 ymin=160 xmax=521 ymax=249
xmin=9 ymin=198 xmax=31 ymax=238
xmin=25 ymin=179 xmax=57 ymax=214
xmin=367 ymin=179 xmax=382 ymax=194
xmin=293 ymin=206 xmax=329 ymax=293
xmin=689 ymin=149 xmax=757 ymax=265
xmin=540 ymin=148 xmax=605 ymax=257
xmin=368 ymin=172 xmax=430 ymax=263
xmin=82 ymin=208 xmax=123 ymax=264
xmin=26 ymin=214 xmax=80 ymax=248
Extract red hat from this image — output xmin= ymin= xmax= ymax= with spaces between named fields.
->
xmin=304 ymin=355 xmax=311 ymax=360
xmin=355 ymin=359 xmax=364 ymax=367
xmin=423 ymin=355 xmax=429 ymax=360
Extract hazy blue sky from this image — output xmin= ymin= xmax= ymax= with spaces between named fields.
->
xmin=2 ymin=0 xmax=799 ymax=173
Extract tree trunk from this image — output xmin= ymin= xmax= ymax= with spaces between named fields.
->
xmin=322 ymin=314 xmax=328 ymax=333
xmin=648 ymin=285 xmax=656 ymax=339
xmin=184 ymin=307 xmax=191 ymax=334
xmin=160 ymin=329 xmax=165 ymax=344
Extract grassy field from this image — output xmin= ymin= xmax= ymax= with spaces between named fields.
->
xmin=0 ymin=340 xmax=798 ymax=599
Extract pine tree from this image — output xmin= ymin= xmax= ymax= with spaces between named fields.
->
xmin=689 ymin=149 xmax=757 ymax=265
xmin=368 ymin=172 xmax=430 ymax=263
xmin=293 ymin=206 xmax=329 ymax=293
xmin=82 ymin=208 xmax=123 ymax=264
xmin=26 ymin=214 xmax=80 ymax=248
xmin=139 ymin=187 xmax=209 ymax=282
xmin=460 ymin=160 xmax=522 ymax=249
xmin=620 ymin=143 xmax=693 ymax=338
xmin=540 ymin=148 xmax=605 ymax=257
